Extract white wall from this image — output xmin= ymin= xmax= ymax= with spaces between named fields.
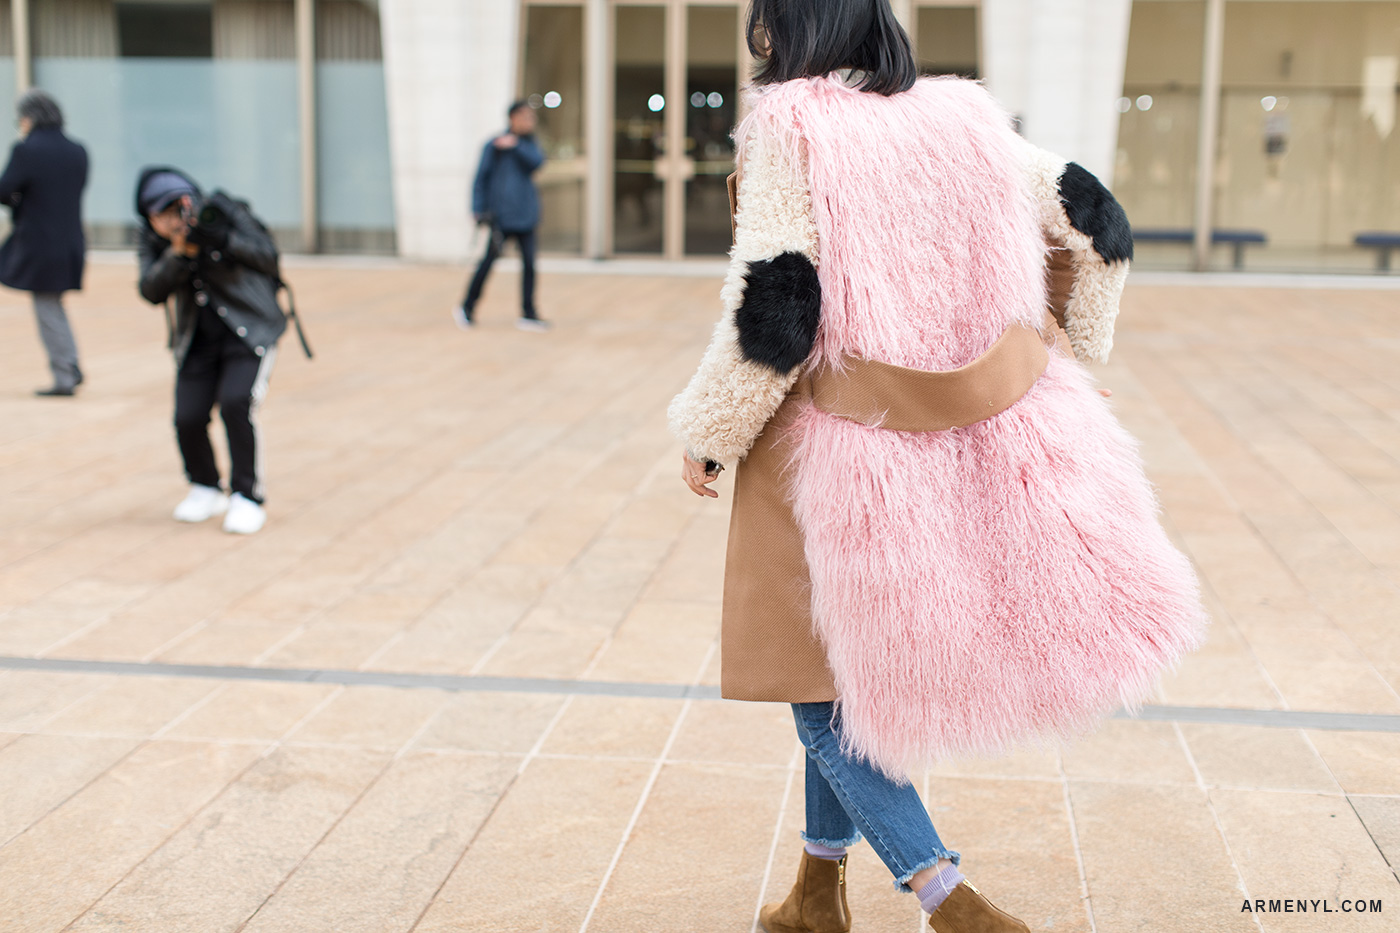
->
xmin=981 ymin=0 xmax=1133 ymax=184
xmin=380 ymin=0 xmax=520 ymax=261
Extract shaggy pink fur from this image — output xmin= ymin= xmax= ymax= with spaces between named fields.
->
xmin=746 ymin=76 xmax=1208 ymax=777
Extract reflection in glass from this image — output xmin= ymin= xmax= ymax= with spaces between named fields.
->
xmin=685 ymin=5 xmax=738 ymax=256
xmin=317 ymin=0 xmax=395 ymax=253
xmin=1113 ymin=0 xmax=1204 ymax=270
xmin=523 ymin=4 xmax=585 ymax=253
xmin=33 ymin=0 xmax=302 ymax=248
xmin=614 ymin=5 xmax=666 ymax=254
xmin=1215 ymin=1 xmax=1400 ymax=271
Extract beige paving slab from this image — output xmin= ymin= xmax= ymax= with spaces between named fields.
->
xmin=583 ymin=600 xmax=720 ymax=686
xmin=668 ymin=698 xmax=798 ymax=769
xmin=538 ymin=695 xmax=685 ymax=760
xmin=239 ymin=751 xmax=517 ymax=933
xmin=42 ymin=675 xmax=221 ymax=738
xmin=0 ymin=739 xmax=264 ymax=932
xmin=66 ymin=744 xmax=391 ymax=933
xmin=284 ymin=684 xmax=449 ymax=750
xmin=414 ymin=756 xmax=653 ymax=933
xmin=1210 ymin=788 xmax=1398 ymax=931
xmin=583 ymin=761 xmax=787 ymax=932
xmin=412 ymin=691 xmax=566 ymax=756
xmin=1305 ymin=732 xmax=1400 ymax=796
xmin=0 ymin=671 xmax=113 ymax=731
xmin=928 ymin=776 xmax=1090 ymax=932
xmin=1069 ymin=780 xmax=1256 ymax=932
xmin=1347 ymin=796 xmax=1400 ymax=882
xmin=1178 ymin=724 xmax=1341 ymax=793
xmin=0 ymin=733 xmax=140 ymax=844
xmin=160 ymin=681 xmax=340 ymax=743
xmin=1059 ymin=719 xmax=1198 ymax=786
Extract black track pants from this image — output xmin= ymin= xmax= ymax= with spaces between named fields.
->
xmin=174 ymin=321 xmax=276 ymax=503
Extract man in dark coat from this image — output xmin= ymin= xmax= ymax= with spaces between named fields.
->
xmin=455 ymin=101 xmax=548 ymax=331
xmin=0 ymin=90 xmax=89 ymax=396
xmin=136 ymin=166 xmax=287 ymax=535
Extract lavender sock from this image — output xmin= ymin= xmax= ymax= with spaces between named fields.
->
xmin=916 ymin=863 xmax=965 ymax=914
xmin=803 ymin=841 xmax=847 ymax=861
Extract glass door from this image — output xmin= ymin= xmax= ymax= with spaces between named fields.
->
xmin=613 ymin=5 xmax=668 ymax=254
xmin=611 ymin=1 xmax=741 ymax=258
xmin=684 ymin=5 xmax=740 ymax=255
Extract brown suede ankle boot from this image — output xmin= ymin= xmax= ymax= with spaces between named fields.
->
xmin=759 ymin=851 xmax=851 ymax=933
xmin=928 ymin=880 xmax=1030 ymax=933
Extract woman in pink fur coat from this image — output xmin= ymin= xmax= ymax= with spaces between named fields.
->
xmin=670 ymin=1 xmax=1207 ymax=931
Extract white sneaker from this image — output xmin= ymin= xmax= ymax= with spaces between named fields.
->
xmin=222 ymin=493 xmax=267 ymax=535
xmin=173 ymin=485 xmax=228 ymax=523
xmin=452 ymin=305 xmax=474 ymax=329
xmin=516 ymin=317 xmax=550 ymax=332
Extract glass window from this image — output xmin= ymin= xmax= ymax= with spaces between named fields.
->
xmin=1113 ymin=0 xmax=1205 ymax=270
xmin=1216 ymin=1 xmax=1400 ymax=272
xmin=614 ymin=5 xmax=666 ymax=255
xmin=684 ymin=4 xmax=738 ymax=256
xmin=317 ymin=0 xmax=395 ymax=253
xmin=118 ymin=2 xmax=213 ymax=57
xmin=915 ymin=5 xmax=978 ymax=78
xmin=521 ymin=4 xmax=585 ymax=253
xmin=34 ymin=0 xmax=302 ymax=248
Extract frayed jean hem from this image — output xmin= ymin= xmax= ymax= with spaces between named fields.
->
xmin=893 ymin=849 xmax=961 ymax=893
xmin=801 ymin=831 xmax=863 ymax=849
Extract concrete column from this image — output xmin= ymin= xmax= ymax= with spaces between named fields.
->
xmin=380 ymin=0 xmax=520 ymax=261
xmin=12 ymin=0 xmax=30 ymax=95
xmin=1193 ymin=0 xmax=1226 ymax=271
xmin=981 ymin=0 xmax=1132 ymax=184
xmin=296 ymin=0 xmax=318 ymax=253
xmin=584 ymin=0 xmax=611 ymax=258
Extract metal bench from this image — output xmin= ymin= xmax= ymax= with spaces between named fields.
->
xmin=1132 ymin=228 xmax=1268 ymax=270
xmin=1354 ymin=233 xmax=1400 ymax=272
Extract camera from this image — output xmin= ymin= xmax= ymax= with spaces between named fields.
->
xmin=184 ymin=196 xmax=232 ymax=251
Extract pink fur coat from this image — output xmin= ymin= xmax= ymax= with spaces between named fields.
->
xmin=670 ymin=75 xmax=1208 ymax=777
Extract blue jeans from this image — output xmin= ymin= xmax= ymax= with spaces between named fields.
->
xmin=793 ymin=702 xmax=960 ymax=891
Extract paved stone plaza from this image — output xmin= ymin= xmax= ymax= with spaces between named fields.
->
xmin=1 ymin=260 xmax=1398 ymax=932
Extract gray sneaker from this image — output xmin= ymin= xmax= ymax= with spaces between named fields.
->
xmin=452 ymin=305 xmax=475 ymax=329
xmin=516 ymin=317 xmax=550 ymax=332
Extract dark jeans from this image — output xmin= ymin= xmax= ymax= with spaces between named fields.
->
xmin=462 ymin=227 xmax=537 ymax=318
xmin=175 ymin=315 xmax=276 ymax=503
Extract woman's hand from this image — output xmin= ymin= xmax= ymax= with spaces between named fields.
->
xmin=682 ymin=453 xmax=721 ymax=498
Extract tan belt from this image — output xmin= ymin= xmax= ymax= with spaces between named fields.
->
xmin=797 ymin=323 xmax=1050 ymax=432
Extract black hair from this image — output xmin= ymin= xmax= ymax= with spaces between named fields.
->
xmin=508 ymin=99 xmax=531 ymax=117
xmin=747 ymin=0 xmax=917 ymax=96
xmin=17 ymin=89 xmax=64 ymax=130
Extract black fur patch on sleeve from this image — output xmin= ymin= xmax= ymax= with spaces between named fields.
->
xmin=734 ymin=251 xmax=822 ymax=374
xmin=1058 ymin=162 xmax=1134 ymax=263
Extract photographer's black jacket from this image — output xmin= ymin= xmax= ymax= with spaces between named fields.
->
xmin=135 ymin=166 xmax=286 ymax=367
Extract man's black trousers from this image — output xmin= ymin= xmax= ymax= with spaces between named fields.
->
xmin=174 ymin=317 xmax=276 ymax=504
xmin=462 ymin=227 xmax=537 ymax=318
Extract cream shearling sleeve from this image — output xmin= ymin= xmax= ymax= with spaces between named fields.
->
xmin=1019 ymin=141 xmax=1133 ymax=364
xmin=666 ymin=117 xmax=821 ymax=467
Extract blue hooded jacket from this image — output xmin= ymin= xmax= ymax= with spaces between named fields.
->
xmin=472 ymin=134 xmax=545 ymax=233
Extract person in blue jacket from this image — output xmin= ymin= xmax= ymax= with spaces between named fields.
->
xmin=455 ymin=101 xmax=548 ymax=331
xmin=0 ymin=90 xmax=89 ymax=396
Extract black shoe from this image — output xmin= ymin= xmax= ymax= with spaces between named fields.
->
xmin=35 ymin=386 xmax=75 ymax=397
xmin=73 ymin=368 xmax=84 ymax=387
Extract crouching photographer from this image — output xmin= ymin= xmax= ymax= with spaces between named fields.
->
xmin=136 ymin=167 xmax=303 ymax=535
